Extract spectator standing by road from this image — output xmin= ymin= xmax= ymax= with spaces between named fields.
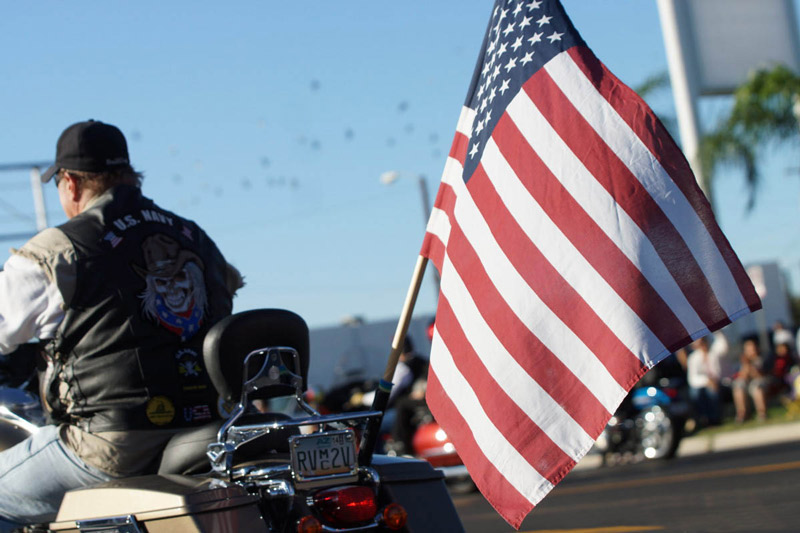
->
xmin=686 ymin=337 xmax=722 ymax=427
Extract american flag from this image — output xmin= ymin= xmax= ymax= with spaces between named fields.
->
xmin=420 ymin=0 xmax=761 ymax=528
xmin=103 ymin=231 xmax=123 ymax=248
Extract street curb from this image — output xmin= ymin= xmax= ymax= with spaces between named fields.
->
xmin=574 ymin=420 xmax=800 ymax=471
xmin=678 ymin=420 xmax=800 ymax=456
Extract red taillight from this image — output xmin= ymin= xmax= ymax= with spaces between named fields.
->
xmin=663 ymin=387 xmax=678 ymax=399
xmin=296 ymin=515 xmax=322 ymax=533
xmin=382 ymin=503 xmax=408 ymax=530
xmin=312 ymin=485 xmax=377 ymax=526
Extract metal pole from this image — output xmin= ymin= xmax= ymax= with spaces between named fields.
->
xmin=29 ymin=167 xmax=48 ymax=231
xmin=656 ymin=0 xmax=707 ymax=198
xmin=417 ymin=175 xmax=432 ymax=226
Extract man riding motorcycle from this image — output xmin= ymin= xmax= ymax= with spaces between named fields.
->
xmin=0 ymin=120 xmax=243 ymax=531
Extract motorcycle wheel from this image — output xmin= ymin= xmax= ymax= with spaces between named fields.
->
xmin=636 ymin=406 xmax=681 ymax=460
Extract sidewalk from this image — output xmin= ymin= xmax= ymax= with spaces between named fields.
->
xmin=678 ymin=420 xmax=800 ymax=456
xmin=574 ymin=420 xmax=800 ymax=471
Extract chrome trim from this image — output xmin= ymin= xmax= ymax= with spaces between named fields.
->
xmin=0 ymin=405 xmax=40 ymax=435
xmin=206 ymin=345 xmax=385 ymax=480
xmin=437 ymin=464 xmax=470 ymax=478
xmin=359 ymin=466 xmax=380 ymax=486
xmin=258 ymin=478 xmax=296 ymax=497
xmin=77 ymin=515 xmax=142 ymax=532
xmin=319 ymin=521 xmax=380 ymax=532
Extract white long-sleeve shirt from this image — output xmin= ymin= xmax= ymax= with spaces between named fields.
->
xmin=0 ymin=253 xmax=65 ymax=354
xmin=686 ymin=347 xmax=721 ymax=390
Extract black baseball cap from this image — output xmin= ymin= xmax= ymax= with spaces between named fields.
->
xmin=41 ymin=120 xmax=130 ymax=183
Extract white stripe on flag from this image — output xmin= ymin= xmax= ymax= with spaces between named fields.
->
xmin=478 ymin=139 xmax=667 ymax=366
xmin=444 ymin=166 xmax=627 ymax=412
xmin=438 ymin=252 xmax=595 ymax=460
xmin=544 ymin=51 xmax=749 ymax=319
xmin=504 ymin=89 xmax=707 ymax=340
xmin=425 ymin=206 xmax=451 ymax=244
xmin=430 ymin=326 xmax=556 ymax=506
xmin=456 ymin=106 xmax=477 ymax=138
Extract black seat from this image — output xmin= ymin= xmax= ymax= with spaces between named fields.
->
xmin=158 ymin=420 xmax=223 ymax=475
xmin=204 ymin=308 xmax=310 ymax=402
xmin=157 ymin=309 xmax=310 ymax=475
xmin=158 ymin=413 xmax=299 ymax=475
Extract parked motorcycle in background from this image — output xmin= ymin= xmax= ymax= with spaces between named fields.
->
xmin=410 ymin=409 xmax=475 ymax=494
xmin=593 ymin=354 xmax=690 ymax=465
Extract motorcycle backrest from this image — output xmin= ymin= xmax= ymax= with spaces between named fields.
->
xmin=203 ymin=309 xmax=309 ymax=403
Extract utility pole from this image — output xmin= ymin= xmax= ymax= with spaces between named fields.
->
xmin=0 ymin=161 xmax=52 ymax=241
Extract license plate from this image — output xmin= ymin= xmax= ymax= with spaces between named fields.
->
xmin=290 ymin=429 xmax=358 ymax=487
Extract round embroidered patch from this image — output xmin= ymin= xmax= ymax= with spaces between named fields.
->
xmin=146 ymin=396 xmax=176 ymax=426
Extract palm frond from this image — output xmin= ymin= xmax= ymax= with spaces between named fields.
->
xmin=700 ymin=64 xmax=800 ymax=212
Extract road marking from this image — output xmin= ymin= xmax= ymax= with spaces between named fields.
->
xmin=520 ymin=527 xmax=663 ymax=533
xmin=556 ymin=460 xmax=800 ymax=496
xmin=454 ymin=459 xmax=800 ymax=530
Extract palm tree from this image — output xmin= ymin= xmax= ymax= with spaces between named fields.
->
xmin=634 ymin=65 xmax=800 ymax=212
xmin=699 ymin=65 xmax=800 ymax=212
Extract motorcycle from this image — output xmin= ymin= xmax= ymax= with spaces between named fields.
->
xmin=0 ymin=309 xmax=464 ymax=532
xmin=315 ymin=366 xmax=475 ymax=494
xmin=410 ymin=416 xmax=474 ymax=494
xmin=593 ymin=373 xmax=689 ymax=465
xmin=0 ymin=344 xmax=45 ymax=451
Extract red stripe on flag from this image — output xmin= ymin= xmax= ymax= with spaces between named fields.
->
xmin=421 ymin=232 xmax=446 ymax=273
xmin=489 ymin=113 xmax=692 ymax=353
xmin=432 ymin=180 xmax=458 ymax=218
xmin=434 ymin=295 xmax=578 ymax=482
xmin=567 ymin=46 xmax=761 ymax=316
xmin=422 ymin=181 xmax=459 ymax=270
xmin=449 ymin=131 xmax=470 ymax=166
xmin=426 ymin=368 xmax=533 ymax=530
xmin=521 ymin=69 xmax=729 ymax=332
xmin=445 ymin=219 xmax=612 ymax=434
xmin=466 ymin=162 xmax=650 ymax=384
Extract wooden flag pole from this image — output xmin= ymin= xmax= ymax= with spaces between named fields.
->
xmin=358 ymin=254 xmax=429 ymax=465
xmin=382 ymin=255 xmax=429 ymax=382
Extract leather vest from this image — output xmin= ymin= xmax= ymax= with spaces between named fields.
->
xmin=43 ymin=185 xmax=234 ymax=432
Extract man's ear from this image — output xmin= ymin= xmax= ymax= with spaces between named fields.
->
xmin=62 ymin=172 xmax=82 ymax=202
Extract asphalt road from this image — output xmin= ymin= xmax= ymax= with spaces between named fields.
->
xmin=453 ymin=441 xmax=800 ymax=533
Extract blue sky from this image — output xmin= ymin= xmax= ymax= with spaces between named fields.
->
xmin=1 ymin=1 xmax=798 ymax=328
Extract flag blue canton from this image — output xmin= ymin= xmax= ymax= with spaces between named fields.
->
xmin=463 ymin=0 xmax=583 ymax=182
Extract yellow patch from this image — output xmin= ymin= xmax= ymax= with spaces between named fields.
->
xmin=146 ymin=396 xmax=175 ymax=426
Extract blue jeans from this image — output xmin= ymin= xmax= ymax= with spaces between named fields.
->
xmin=0 ymin=425 xmax=112 ymax=531
xmin=689 ymin=386 xmax=721 ymax=426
